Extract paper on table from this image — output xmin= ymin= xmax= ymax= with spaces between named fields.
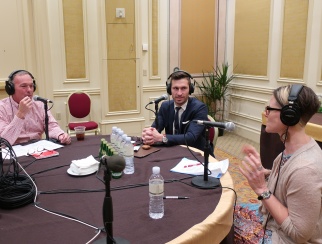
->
xmin=170 ymin=157 xmax=229 ymax=178
xmin=8 ymin=140 xmax=64 ymax=158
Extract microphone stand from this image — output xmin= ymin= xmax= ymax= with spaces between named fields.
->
xmin=191 ymin=126 xmax=221 ymax=188
xmin=94 ymin=163 xmax=129 ymax=244
xmin=44 ymin=102 xmax=49 ymax=140
xmin=155 ymin=102 xmax=159 ymax=131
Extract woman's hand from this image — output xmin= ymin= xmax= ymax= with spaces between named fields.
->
xmin=239 ymin=144 xmax=268 ymax=195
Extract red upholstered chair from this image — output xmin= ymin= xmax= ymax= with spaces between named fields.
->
xmin=207 ymin=115 xmax=219 ymax=148
xmin=66 ymin=91 xmax=100 ymax=135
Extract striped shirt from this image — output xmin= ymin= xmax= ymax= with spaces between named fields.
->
xmin=0 ymin=96 xmax=64 ymax=145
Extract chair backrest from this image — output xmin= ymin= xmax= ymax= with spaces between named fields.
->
xmin=67 ymin=91 xmax=91 ymax=118
xmin=207 ymin=115 xmax=219 ymax=148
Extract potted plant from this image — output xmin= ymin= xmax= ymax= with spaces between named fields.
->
xmin=196 ymin=63 xmax=235 ymax=136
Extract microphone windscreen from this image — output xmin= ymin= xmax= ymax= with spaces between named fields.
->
xmin=226 ymin=122 xmax=235 ymax=132
xmin=101 ymin=155 xmax=125 ymax=172
xmin=33 ymin=95 xmax=39 ymax=101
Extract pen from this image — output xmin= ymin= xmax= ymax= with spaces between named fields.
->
xmin=163 ymin=196 xmax=189 ymax=199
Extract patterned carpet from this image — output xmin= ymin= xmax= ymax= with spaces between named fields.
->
xmin=214 ymin=147 xmax=259 ymax=204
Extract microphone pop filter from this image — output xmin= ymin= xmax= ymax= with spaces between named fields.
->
xmin=101 ymin=155 xmax=126 ymax=172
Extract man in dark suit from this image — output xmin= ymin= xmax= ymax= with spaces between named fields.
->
xmin=142 ymin=70 xmax=214 ymax=155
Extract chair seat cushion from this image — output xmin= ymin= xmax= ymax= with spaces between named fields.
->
xmin=68 ymin=121 xmax=98 ymax=130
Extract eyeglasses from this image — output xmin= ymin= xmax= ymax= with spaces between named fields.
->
xmin=28 ymin=146 xmax=45 ymax=155
xmin=265 ymin=106 xmax=281 ymax=115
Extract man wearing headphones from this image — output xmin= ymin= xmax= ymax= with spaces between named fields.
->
xmin=0 ymin=70 xmax=71 ymax=145
xmin=142 ymin=70 xmax=213 ymax=155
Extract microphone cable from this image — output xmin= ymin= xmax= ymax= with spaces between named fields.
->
xmin=178 ymin=174 xmax=237 ymax=227
xmin=0 ymin=173 xmax=36 ymax=209
xmin=0 ymin=139 xmax=102 ymax=243
xmin=0 ymin=138 xmax=36 ymax=209
xmin=16 ymin=152 xmax=103 ymax=244
xmin=183 ymin=121 xmax=212 ymax=175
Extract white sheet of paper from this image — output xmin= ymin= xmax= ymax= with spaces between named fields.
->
xmin=3 ymin=140 xmax=64 ymax=159
xmin=170 ymin=157 xmax=229 ymax=178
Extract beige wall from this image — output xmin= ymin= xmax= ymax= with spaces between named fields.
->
xmin=2 ymin=0 xmax=322 ymax=143
xmin=180 ymin=0 xmax=215 ymax=73
xmin=0 ymin=0 xmax=169 ymax=137
xmin=226 ymin=0 xmax=322 ymax=141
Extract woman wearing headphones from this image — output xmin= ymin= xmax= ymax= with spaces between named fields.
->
xmin=235 ymin=84 xmax=322 ymax=243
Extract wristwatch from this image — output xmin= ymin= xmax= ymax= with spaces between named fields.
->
xmin=162 ymin=135 xmax=168 ymax=144
xmin=257 ymin=190 xmax=272 ymax=200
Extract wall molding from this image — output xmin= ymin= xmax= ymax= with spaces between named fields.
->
xmin=100 ymin=117 xmax=146 ymax=125
xmin=230 ymin=83 xmax=273 ymax=95
xmin=53 ymin=88 xmax=101 ymax=97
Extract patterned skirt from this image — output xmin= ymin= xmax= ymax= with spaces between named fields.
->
xmin=234 ymin=203 xmax=272 ymax=243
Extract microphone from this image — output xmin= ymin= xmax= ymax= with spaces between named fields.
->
xmin=148 ymin=94 xmax=168 ymax=104
xmin=194 ymin=120 xmax=236 ymax=132
xmin=100 ymin=155 xmax=126 ymax=172
xmin=33 ymin=95 xmax=53 ymax=103
xmin=98 ymin=155 xmax=128 ymax=244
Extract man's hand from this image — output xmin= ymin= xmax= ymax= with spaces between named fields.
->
xmin=142 ymin=127 xmax=163 ymax=145
xmin=58 ymin=133 xmax=72 ymax=145
xmin=16 ymin=96 xmax=33 ymax=119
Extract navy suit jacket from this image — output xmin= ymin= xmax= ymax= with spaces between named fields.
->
xmin=152 ymin=97 xmax=214 ymax=154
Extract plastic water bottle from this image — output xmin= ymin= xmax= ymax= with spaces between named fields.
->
xmin=116 ymin=129 xmax=124 ymax=153
xmin=123 ymin=137 xmax=134 ymax=174
xmin=119 ymin=134 xmax=128 ymax=157
xmin=110 ymin=126 xmax=118 ymax=148
xmin=149 ymin=166 xmax=164 ymax=219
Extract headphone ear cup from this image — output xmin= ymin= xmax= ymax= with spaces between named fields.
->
xmin=166 ymin=81 xmax=172 ymax=95
xmin=5 ymin=80 xmax=15 ymax=95
xmin=189 ymin=81 xmax=195 ymax=94
xmin=33 ymin=80 xmax=37 ymax=92
xmin=280 ymin=104 xmax=301 ymax=126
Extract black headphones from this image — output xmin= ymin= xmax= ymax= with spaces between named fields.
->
xmin=5 ymin=70 xmax=36 ymax=96
xmin=280 ymin=84 xmax=303 ymax=126
xmin=165 ymin=68 xmax=195 ymax=95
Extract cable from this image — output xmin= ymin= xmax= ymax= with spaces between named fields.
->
xmin=17 ymin=155 xmax=102 ymax=242
xmin=0 ymin=138 xmax=101 ymax=241
xmin=29 ymin=164 xmax=70 ymax=177
xmin=0 ymin=137 xmax=36 ymax=209
xmin=6 ymin=137 xmax=232 ymax=242
xmin=183 ymin=121 xmax=212 ymax=175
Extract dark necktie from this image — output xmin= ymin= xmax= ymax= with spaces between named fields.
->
xmin=174 ymin=107 xmax=181 ymax=134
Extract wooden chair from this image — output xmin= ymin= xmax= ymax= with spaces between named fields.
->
xmin=65 ymin=91 xmax=100 ymax=135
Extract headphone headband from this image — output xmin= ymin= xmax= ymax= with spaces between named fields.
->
xmin=166 ymin=69 xmax=195 ymax=95
xmin=280 ymin=84 xmax=303 ymax=126
xmin=167 ymin=69 xmax=193 ymax=80
xmin=288 ymin=84 xmax=303 ymax=103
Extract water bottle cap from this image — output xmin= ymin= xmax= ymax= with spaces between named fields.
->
xmin=122 ymin=134 xmax=127 ymax=139
xmin=152 ymin=166 xmax=160 ymax=174
xmin=112 ymin=126 xmax=117 ymax=131
xmin=126 ymin=136 xmax=131 ymax=142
